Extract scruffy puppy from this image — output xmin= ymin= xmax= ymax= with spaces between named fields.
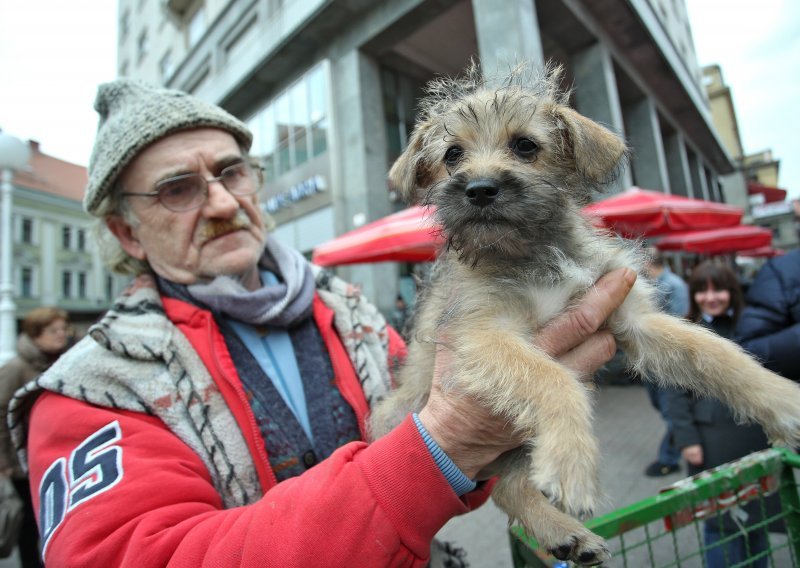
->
xmin=368 ymin=63 xmax=800 ymax=566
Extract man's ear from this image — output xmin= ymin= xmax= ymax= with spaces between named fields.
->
xmin=555 ymin=106 xmax=628 ymax=186
xmin=388 ymin=121 xmax=435 ymax=204
xmin=106 ymin=215 xmax=147 ymax=260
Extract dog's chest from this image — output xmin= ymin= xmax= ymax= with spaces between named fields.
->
xmin=514 ymin=265 xmax=596 ymax=327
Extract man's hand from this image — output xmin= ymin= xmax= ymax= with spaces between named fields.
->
xmin=418 ymin=267 xmax=637 ymax=479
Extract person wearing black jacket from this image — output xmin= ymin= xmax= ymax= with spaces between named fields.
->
xmin=667 ymin=261 xmax=780 ymax=568
xmin=736 ymin=248 xmax=800 ymax=382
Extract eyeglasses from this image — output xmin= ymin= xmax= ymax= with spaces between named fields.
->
xmin=120 ymin=161 xmax=264 ymax=212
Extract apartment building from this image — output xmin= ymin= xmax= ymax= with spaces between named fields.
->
xmin=9 ymin=141 xmax=128 ymax=331
xmin=116 ymin=0 xmax=737 ymax=313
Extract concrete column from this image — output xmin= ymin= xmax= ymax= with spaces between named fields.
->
xmin=571 ymin=42 xmax=631 ymax=194
xmin=687 ymin=151 xmax=708 ymax=200
xmin=623 ymin=97 xmax=670 ymax=192
xmin=663 ymin=132 xmax=692 ymax=197
xmin=328 ymin=49 xmax=398 ymax=316
xmin=719 ymin=171 xmax=749 ymax=212
xmin=472 ymin=0 xmax=544 ymax=81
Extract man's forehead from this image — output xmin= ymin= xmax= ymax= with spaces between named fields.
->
xmin=123 ymin=128 xmax=243 ymax=182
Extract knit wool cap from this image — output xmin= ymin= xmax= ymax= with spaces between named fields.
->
xmin=84 ymin=78 xmax=253 ymax=216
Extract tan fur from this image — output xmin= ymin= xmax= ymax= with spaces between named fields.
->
xmin=369 ymin=63 xmax=800 ymax=566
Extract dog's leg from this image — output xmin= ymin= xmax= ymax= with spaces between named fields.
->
xmin=618 ymin=312 xmax=800 ymax=446
xmin=453 ymin=328 xmax=601 ymax=518
xmin=492 ymin=453 xmax=609 ymax=566
xmin=369 ymin=373 xmax=432 ymax=440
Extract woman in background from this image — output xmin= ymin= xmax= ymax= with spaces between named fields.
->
xmin=0 ymin=307 xmax=71 ymax=567
xmin=667 ymin=261 xmax=780 ymax=568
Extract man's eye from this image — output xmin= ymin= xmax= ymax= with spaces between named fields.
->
xmin=222 ymin=164 xmax=248 ymax=181
xmin=159 ymin=180 xmax=194 ymax=199
xmin=511 ymin=137 xmax=539 ymax=158
xmin=444 ymin=146 xmax=464 ymax=166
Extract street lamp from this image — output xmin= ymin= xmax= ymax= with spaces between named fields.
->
xmin=0 ymin=132 xmax=30 ymax=365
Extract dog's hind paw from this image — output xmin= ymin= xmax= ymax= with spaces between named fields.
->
xmin=545 ymin=529 xmax=610 ymax=566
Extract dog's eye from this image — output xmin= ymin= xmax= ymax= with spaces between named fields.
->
xmin=511 ymin=137 xmax=539 ymax=159
xmin=444 ymin=146 xmax=464 ymax=166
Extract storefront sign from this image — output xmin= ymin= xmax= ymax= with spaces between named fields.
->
xmin=266 ymin=175 xmax=327 ymax=213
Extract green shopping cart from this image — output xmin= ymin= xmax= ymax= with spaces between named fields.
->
xmin=509 ymin=448 xmax=800 ymax=567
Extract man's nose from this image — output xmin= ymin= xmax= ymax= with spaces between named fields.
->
xmin=203 ymin=180 xmax=239 ymax=216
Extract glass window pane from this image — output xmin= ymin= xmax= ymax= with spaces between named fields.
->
xmin=294 ymin=128 xmax=308 ymax=167
xmin=277 ymin=141 xmax=292 ymax=176
xmin=263 ymin=153 xmax=277 ymax=182
xmin=246 ymin=113 xmax=263 ymax=156
xmin=308 ymin=65 xmax=327 ymax=124
xmin=312 ymin=118 xmax=327 ymax=157
xmin=263 ymin=105 xmax=276 ymax=154
xmin=290 ymin=80 xmax=309 ymax=128
xmin=275 ymin=93 xmax=292 ymax=147
xmin=62 ymin=271 xmax=71 ymax=298
xmin=21 ymin=268 xmax=32 ymax=298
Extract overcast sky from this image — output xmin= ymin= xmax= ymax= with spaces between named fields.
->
xmin=1 ymin=1 xmax=798 ymax=199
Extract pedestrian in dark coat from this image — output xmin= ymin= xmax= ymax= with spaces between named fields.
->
xmin=736 ymin=248 xmax=800 ymax=382
xmin=667 ymin=260 xmax=781 ymax=568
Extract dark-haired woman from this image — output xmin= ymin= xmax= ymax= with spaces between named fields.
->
xmin=666 ymin=261 xmax=780 ymax=568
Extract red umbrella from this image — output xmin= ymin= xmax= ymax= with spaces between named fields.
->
xmin=582 ymin=187 xmax=743 ymax=238
xmin=736 ymin=246 xmax=785 ymax=258
xmin=312 ymin=205 xmax=443 ymax=266
xmin=655 ymin=225 xmax=772 ymax=255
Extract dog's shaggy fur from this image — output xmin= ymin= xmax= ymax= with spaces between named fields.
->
xmin=368 ymin=63 xmax=800 ymax=565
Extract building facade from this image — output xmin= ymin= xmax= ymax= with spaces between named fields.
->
xmin=8 ymin=141 xmax=128 ymax=334
xmin=702 ymin=64 xmax=798 ymax=250
xmin=117 ymin=0 xmax=736 ymax=314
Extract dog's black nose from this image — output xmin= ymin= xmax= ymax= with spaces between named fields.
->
xmin=465 ymin=179 xmax=499 ymax=207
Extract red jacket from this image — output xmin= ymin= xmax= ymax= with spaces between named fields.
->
xmin=26 ymin=294 xmax=492 ymax=567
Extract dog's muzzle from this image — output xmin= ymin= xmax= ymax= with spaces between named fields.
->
xmin=465 ymin=178 xmax=498 ymax=208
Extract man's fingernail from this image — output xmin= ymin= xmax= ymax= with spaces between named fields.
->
xmin=623 ymin=268 xmax=637 ymax=285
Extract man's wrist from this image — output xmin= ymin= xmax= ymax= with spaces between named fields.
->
xmin=416 ymin=407 xmax=493 ymax=480
xmin=412 ymin=413 xmax=477 ymax=495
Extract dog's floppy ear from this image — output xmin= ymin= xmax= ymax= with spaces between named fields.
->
xmin=555 ymin=106 xmax=627 ymax=187
xmin=388 ymin=121 xmax=436 ymax=204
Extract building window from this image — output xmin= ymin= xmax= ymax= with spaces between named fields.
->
xmin=77 ymin=272 xmax=87 ymax=299
xmin=76 ymin=228 xmax=86 ymax=251
xmin=62 ymin=225 xmax=72 ymax=249
xmin=248 ymin=63 xmax=330 ymax=183
xmin=308 ymin=65 xmax=328 ymax=157
xmin=106 ymin=275 xmax=115 ymax=301
xmin=62 ymin=271 xmax=72 ymax=299
xmin=20 ymin=217 xmax=34 ymax=244
xmin=20 ymin=267 xmax=33 ymax=298
xmin=188 ymin=6 xmax=206 ymax=47
xmin=160 ymin=50 xmax=174 ymax=82
xmin=137 ymin=29 xmax=149 ymax=62
xmin=120 ymin=9 xmax=130 ymax=41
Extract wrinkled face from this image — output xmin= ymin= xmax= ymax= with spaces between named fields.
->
xmin=390 ymin=87 xmax=625 ymax=266
xmin=107 ymin=128 xmax=267 ymax=288
xmin=694 ymin=281 xmax=731 ymax=318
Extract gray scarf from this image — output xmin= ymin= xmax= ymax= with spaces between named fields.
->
xmin=186 ymin=238 xmax=315 ymax=327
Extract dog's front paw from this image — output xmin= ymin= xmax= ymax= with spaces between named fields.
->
xmin=752 ymin=376 xmax=800 ymax=448
xmin=547 ymin=532 xmax=610 ymax=567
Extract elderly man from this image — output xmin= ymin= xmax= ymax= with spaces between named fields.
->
xmin=8 ymin=79 xmax=634 ymax=567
